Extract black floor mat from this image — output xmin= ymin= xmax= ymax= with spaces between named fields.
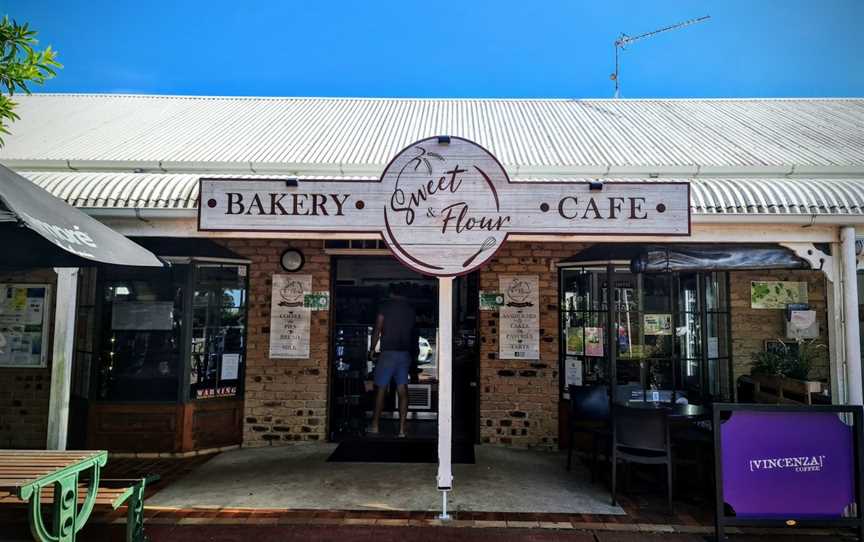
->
xmin=327 ymin=438 xmax=475 ymax=464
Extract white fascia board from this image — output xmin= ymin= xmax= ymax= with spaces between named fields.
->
xmin=789 ymin=165 xmax=864 ymax=177
xmin=66 ymin=159 xmax=164 ymax=172
xmin=605 ymin=164 xmax=700 ymax=177
xmin=695 ymin=164 xmax=795 ymax=177
xmin=692 ymin=214 xmax=864 ymax=225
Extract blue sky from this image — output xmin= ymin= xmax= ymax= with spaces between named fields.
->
xmin=4 ymin=0 xmax=862 ymax=98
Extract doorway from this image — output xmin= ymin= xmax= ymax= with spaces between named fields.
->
xmin=328 ymin=256 xmax=479 ymax=451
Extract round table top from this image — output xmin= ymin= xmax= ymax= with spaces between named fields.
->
xmin=617 ymin=401 xmax=708 ymax=419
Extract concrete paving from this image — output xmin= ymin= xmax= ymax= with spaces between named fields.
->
xmin=148 ymin=442 xmax=624 ymax=515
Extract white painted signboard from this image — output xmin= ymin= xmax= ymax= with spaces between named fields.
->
xmin=499 ymin=275 xmax=540 ymax=360
xmin=199 ymin=136 xmax=691 ymax=277
xmin=269 ymin=274 xmax=312 ymax=359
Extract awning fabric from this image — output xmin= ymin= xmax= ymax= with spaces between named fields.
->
xmin=631 ymin=245 xmax=809 ymax=273
xmin=0 ymin=163 xmax=162 ymax=268
xmin=560 ymin=244 xmax=809 ymax=273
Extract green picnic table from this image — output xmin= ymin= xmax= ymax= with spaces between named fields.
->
xmin=0 ymin=450 xmax=149 ymax=542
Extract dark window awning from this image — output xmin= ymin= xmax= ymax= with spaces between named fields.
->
xmin=560 ymin=244 xmax=809 ymax=273
xmin=0 ymin=164 xmax=162 ymax=268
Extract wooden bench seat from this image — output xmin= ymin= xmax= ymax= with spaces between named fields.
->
xmin=0 ymin=451 xmax=153 ymax=542
xmin=0 ymin=483 xmax=134 ymax=509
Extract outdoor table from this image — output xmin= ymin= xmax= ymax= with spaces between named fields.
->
xmin=619 ymin=401 xmax=708 ymax=421
xmin=0 ymin=450 xmax=108 ymax=542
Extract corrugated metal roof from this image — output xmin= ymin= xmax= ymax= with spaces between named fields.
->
xmin=18 ymin=171 xmax=864 ymax=216
xmin=2 ymin=95 xmax=863 ymax=175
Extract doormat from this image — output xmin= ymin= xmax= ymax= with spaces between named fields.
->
xmin=327 ymin=439 xmax=475 ymax=464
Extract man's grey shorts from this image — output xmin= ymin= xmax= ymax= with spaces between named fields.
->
xmin=374 ymin=350 xmax=411 ymax=387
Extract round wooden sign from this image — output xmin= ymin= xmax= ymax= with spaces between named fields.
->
xmin=380 ymin=136 xmax=511 ymax=276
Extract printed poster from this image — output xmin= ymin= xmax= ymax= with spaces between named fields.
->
xmin=584 ymin=327 xmax=604 ymax=357
xmin=0 ymin=284 xmax=50 ymax=368
xmin=750 ymin=281 xmax=808 ymax=309
xmin=270 ymin=274 xmax=312 ymax=359
xmin=644 ymin=313 xmax=673 ymax=336
xmin=499 ymin=275 xmax=539 ymax=360
xmin=220 ymin=353 xmax=240 ymax=380
xmin=565 ymin=358 xmax=583 ymax=387
xmin=566 ymin=327 xmax=584 ymax=355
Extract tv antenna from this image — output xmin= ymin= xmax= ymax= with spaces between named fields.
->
xmin=611 ymin=15 xmax=710 ymax=98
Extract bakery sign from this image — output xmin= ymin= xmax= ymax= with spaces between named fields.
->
xmin=199 ymin=136 xmax=690 ymax=276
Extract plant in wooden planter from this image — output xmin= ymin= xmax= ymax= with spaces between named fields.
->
xmin=748 ymin=340 xmax=826 ymax=404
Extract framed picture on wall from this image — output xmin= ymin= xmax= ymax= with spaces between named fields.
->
xmin=764 ymin=338 xmax=799 ymax=356
xmin=0 ymin=283 xmax=52 ymax=368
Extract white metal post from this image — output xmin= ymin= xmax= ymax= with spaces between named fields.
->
xmin=47 ymin=267 xmax=79 ymax=450
xmin=437 ymin=277 xmax=453 ymax=519
xmin=826 ymin=268 xmax=848 ymax=405
xmin=842 ymin=227 xmax=863 ymax=405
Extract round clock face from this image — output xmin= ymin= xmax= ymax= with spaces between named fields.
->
xmin=280 ymin=249 xmax=304 ymax=272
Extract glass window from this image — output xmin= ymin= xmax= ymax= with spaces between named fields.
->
xmin=190 ymin=264 xmax=248 ymax=400
xmin=98 ymin=266 xmax=186 ymax=401
xmin=560 ymin=264 xmax=732 ymax=403
xmin=561 ymin=268 xmax=610 ymax=390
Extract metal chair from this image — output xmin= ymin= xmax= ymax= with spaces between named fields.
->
xmin=566 ymin=385 xmax=611 ymax=479
xmin=611 ymin=404 xmax=673 ymax=511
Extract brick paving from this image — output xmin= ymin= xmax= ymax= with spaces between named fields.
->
xmin=0 ymin=454 xmax=855 ymax=541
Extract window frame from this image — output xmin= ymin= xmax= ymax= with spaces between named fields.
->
xmin=558 ymin=263 xmax=734 ymax=403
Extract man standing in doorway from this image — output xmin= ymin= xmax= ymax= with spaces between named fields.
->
xmin=369 ymin=284 xmax=417 ymax=438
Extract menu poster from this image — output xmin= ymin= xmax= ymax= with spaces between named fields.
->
xmin=269 ymin=274 xmax=312 ymax=359
xmin=499 ymin=275 xmax=539 ymax=360
xmin=584 ymin=327 xmax=604 ymax=357
xmin=566 ymin=327 xmax=584 ymax=355
xmin=0 ymin=284 xmax=50 ymax=368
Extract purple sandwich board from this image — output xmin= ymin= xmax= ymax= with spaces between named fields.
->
xmin=713 ymin=404 xmax=864 ymax=541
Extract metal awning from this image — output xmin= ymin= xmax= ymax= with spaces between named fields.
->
xmin=0 ymin=164 xmax=162 ymax=267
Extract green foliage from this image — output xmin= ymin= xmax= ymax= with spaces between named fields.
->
xmin=0 ymin=15 xmax=61 ymax=145
xmin=750 ymin=340 xmax=825 ymax=381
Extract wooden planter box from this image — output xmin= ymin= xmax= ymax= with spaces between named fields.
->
xmin=745 ymin=374 xmax=824 ymax=405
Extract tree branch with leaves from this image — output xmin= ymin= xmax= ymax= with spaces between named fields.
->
xmin=0 ymin=15 xmax=61 ymax=145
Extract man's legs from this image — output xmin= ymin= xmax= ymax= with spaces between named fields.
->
xmin=397 ymin=384 xmax=408 ymax=436
xmin=370 ymin=384 xmax=387 ymax=434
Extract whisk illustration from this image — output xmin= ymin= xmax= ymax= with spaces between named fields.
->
xmin=462 ymin=236 xmax=497 ymax=268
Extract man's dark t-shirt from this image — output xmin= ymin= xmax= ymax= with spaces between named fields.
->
xmin=379 ymin=299 xmax=416 ymax=352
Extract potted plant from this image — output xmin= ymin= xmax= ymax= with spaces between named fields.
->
xmin=748 ymin=340 xmax=825 ymax=404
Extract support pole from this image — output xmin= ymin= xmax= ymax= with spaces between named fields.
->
xmin=437 ymin=277 xmax=453 ymax=520
xmin=842 ymin=227 xmax=863 ymax=405
xmin=47 ymin=267 xmax=78 ymax=450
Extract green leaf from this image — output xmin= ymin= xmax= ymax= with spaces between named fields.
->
xmin=0 ymin=16 xmax=61 ymax=146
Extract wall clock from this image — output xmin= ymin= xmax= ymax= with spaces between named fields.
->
xmin=280 ymin=248 xmax=305 ymax=272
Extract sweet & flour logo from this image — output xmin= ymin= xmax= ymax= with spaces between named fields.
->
xmin=381 ymin=136 xmax=511 ymax=276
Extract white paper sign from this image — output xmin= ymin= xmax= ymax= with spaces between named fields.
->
xmin=565 ymin=358 xmax=583 ymax=387
xmin=499 ymin=275 xmax=540 ymax=360
xmin=221 ymin=353 xmax=240 ymax=380
xmin=270 ymin=274 xmax=312 ymax=359
xmin=199 ymin=137 xmax=690 ymax=277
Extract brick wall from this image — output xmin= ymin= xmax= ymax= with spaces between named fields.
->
xmin=478 ymin=242 xmax=586 ymax=449
xmin=216 ymin=239 xmax=331 ymax=447
xmin=729 ymin=269 xmax=831 ymax=385
xmin=0 ymin=269 xmax=55 ymax=449
xmin=213 ymin=239 xmax=834 ymax=450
